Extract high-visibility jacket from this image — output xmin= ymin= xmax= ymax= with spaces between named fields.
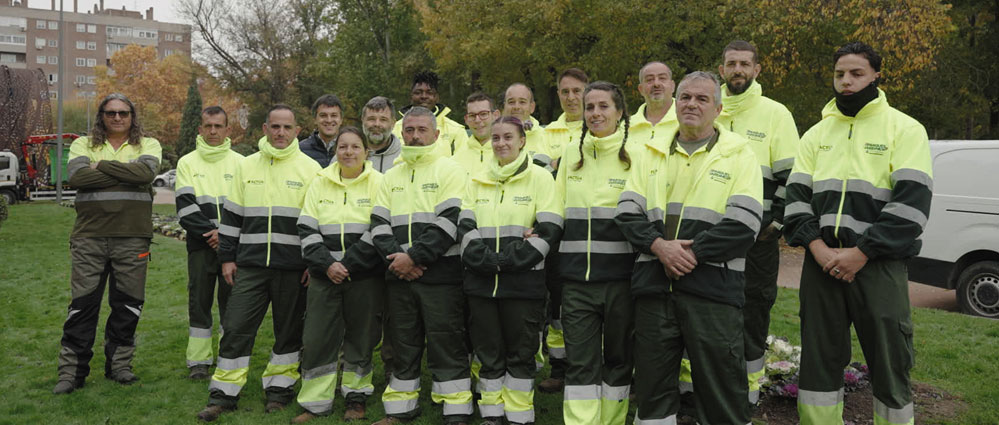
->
xmin=298 ymin=161 xmax=384 ymax=280
xmin=218 ymin=138 xmax=321 ymax=270
xmin=370 ymin=143 xmax=467 ymax=284
xmin=175 ymin=136 xmax=243 ymax=252
xmin=716 ymin=81 xmax=799 ymax=227
xmin=544 ymin=112 xmax=583 ymax=164
xmin=628 ymin=101 xmax=678 ymax=152
xmin=451 ymin=135 xmax=495 ymax=175
xmin=458 ymin=154 xmax=564 ymax=299
xmin=523 ymin=116 xmax=554 ymax=170
xmin=783 ymin=90 xmax=932 ymax=260
xmin=392 ymin=104 xmax=469 ymax=157
xmin=66 ymin=136 xmax=162 ymax=238
xmin=617 ymin=124 xmax=763 ymax=307
xmin=555 ymin=127 xmax=640 ymax=283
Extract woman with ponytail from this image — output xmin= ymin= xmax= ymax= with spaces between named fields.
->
xmin=554 ymin=81 xmax=637 ymax=425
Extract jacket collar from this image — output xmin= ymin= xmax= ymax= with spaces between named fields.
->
xmin=820 ymin=88 xmax=889 ymax=120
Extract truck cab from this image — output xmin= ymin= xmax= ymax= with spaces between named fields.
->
xmin=908 ymin=140 xmax=999 ymax=318
xmin=0 ymin=151 xmax=18 ymax=205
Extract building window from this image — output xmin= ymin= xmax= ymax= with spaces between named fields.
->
xmin=164 ymin=34 xmax=173 ymax=41
xmin=87 ymin=76 xmax=97 ymax=85
xmin=0 ymin=35 xmax=27 ymax=45
xmin=48 ymin=73 xmax=58 ymax=83
xmin=86 ymin=58 xmax=96 ymax=67
xmin=36 ymin=55 xmax=46 ymax=64
xmin=106 ymin=43 xmax=127 ymax=56
xmin=36 ymin=20 xmax=47 ymax=29
xmin=106 ymin=26 xmax=132 ymax=37
xmin=76 ymin=41 xmax=86 ymax=49
xmin=48 ymin=39 xmax=57 ymax=47
xmin=136 ymin=29 xmax=157 ymax=39
xmin=88 ymin=24 xmax=97 ymax=33
xmin=87 ymin=41 xmax=97 ymax=50
xmin=48 ymin=21 xmax=58 ymax=30
xmin=49 ymin=91 xmax=58 ymax=99
xmin=76 ymin=58 xmax=86 ymax=67
xmin=0 ymin=17 xmax=27 ymax=30
xmin=0 ymin=53 xmax=17 ymax=64
xmin=75 ymin=75 xmax=87 ymax=85
xmin=36 ymin=37 xmax=46 ymax=49
xmin=76 ymin=23 xmax=86 ymax=32
xmin=163 ymin=49 xmax=173 ymax=56
xmin=176 ymin=35 xmax=183 ymax=42
xmin=48 ymin=56 xmax=58 ymax=65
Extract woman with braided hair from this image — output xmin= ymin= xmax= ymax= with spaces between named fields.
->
xmin=553 ymin=81 xmax=637 ymax=425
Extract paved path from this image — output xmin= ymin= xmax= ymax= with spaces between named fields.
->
xmin=153 ymin=187 xmax=174 ymax=205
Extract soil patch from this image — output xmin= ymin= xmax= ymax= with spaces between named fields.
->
xmin=754 ymin=381 xmax=966 ymax=424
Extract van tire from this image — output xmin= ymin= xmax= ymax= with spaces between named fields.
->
xmin=1 ymin=189 xmax=15 ymax=205
xmin=956 ymin=260 xmax=999 ymax=319
xmin=153 ymin=179 xmax=165 ymax=187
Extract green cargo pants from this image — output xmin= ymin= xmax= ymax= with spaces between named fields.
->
xmin=186 ymin=248 xmax=231 ymax=368
xmin=58 ymin=237 xmax=150 ymax=383
xmin=208 ymin=266 xmax=307 ymax=408
xmin=297 ymin=274 xmax=385 ymax=415
xmin=561 ymin=280 xmax=633 ymax=425
xmin=381 ymin=281 xmax=472 ymax=424
xmin=798 ymin=252 xmax=914 ymax=425
xmin=468 ymin=296 xmax=545 ymax=424
xmin=743 ymin=235 xmax=780 ymax=403
xmin=634 ymin=291 xmax=750 ymax=425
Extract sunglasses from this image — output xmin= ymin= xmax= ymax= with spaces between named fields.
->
xmin=102 ymin=110 xmax=132 ymax=118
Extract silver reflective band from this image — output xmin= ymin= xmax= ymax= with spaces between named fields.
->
xmin=724 ymin=206 xmax=762 ymax=234
xmin=564 ymin=206 xmax=618 ymax=220
xmin=874 ymin=399 xmax=914 ymax=423
xmin=637 ymin=253 xmax=657 ymax=262
xmin=218 ymin=224 xmax=241 ymax=237
xmin=787 ymin=172 xmax=813 ymax=188
xmin=820 ymin=214 xmax=872 ymax=234
xmin=526 ymin=237 xmax=550 ymax=257
xmin=301 ymin=233 xmax=323 ymax=247
xmin=846 ymin=179 xmax=892 ymax=203
xmin=196 ymin=194 xmax=218 ymax=204
xmin=634 ymin=415 xmax=678 ymax=425
xmin=66 ymin=156 xmax=90 ymax=179
xmin=319 ymin=222 xmax=369 ymax=235
xmin=477 ymin=377 xmax=503 ymax=393
xmin=269 ymin=350 xmax=301 ymax=365
xmin=435 ymin=216 xmax=458 ymax=239
xmin=504 ymin=374 xmax=534 ymax=392
xmin=383 ymin=398 xmax=419 ymax=414
xmin=459 ymin=209 xmax=476 ymax=222
xmin=478 ymin=403 xmax=504 ymax=417
xmin=773 ymin=157 xmax=795 ymax=172
xmin=224 ymin=200 xmax=244 ymax=216
xmin=775 ymin=186 xmax=787 ymax=199
xmin=435 ymin=197 xmax=462 ymax=215
xmin=262 ymin=374 xmax=297 ymax=388
xmin=891 ymin=168 xmax=933 ymax=190
xmin=760 ymin=164 xmax=774 ymax=179
xmin=705 ymin=258 xmax=746 ymax=272
xmin=536 ymin=211 xmax=564 ymax=227
xmin=564 ymin=384 xmax=600 ymax=400
xmin=616 ymin=200 xmax=644 ymax=216
xmin=239 ymin=233 xmax=301 ymax=245
xmin=682 ymin=206 xmax=723 ymax=224
xmin=431 ymin=378 xmax=471 ymax=394
xmin=882 ymin=202 xmax=928 ymax=227
xmin=813 ymin=178 xmax=844 ymax=194
xmin=298 ymin=215 xmax=319 ymax=229
xmin=302 ymin=362 xmax=338 ymax=380
xmin=798 ymin=388 xmax=844 ymax=406
xmin=559 ymin=240 xmax=634 ymax=254
xmin=299 ymin=399 xmax=333 ymax=414
xmin=178 ymin=204 xmax=201 ymax=218
xmin=217 ymin=356 xmax=251 ymax=370
xmin=371 ymin=225 xmax=393 ymax=237
xmin=728 ymin=194 xmax=763 ymax=214
xmin=175 ymin=185 xmax=195 ymax=196
xmin=271 ymin=206 xmax=302 ymax=218
xmin=372 ymin=206 xmax=390 ymax=222
xmin=785 ymin=201 xmax=813 ymax=217
xmin=746 ymin=357 xmax=765 ymax=373
xmin=75 ymin=191 xmax=152 ymax=202
xmin=189 ymin=327 xmax=212 ymax=338
xmin=209 ymin=379 xmax=242 ymax=396
xmin=619 ymin=190 xmax=648 ymax=211
xmin=243 ymin=206 xmax=270 ymax=217
xmin=442 ymin=402 xmax=473 ymax=415
xmin=342 ymin=361 xmax=372 ymax=376
xmin=388 ymin=376 xmax=421 ymax=392
xmin=601 ymin=382 xmax=630 ymax=401
xmin=506 ymin=409 xmax=535 ymax=424
xmin=648 ymin=207 xmax=665 ymax=223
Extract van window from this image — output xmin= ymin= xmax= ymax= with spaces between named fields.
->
xmin=934 ymin=147 xmax=999 ymax=199
xmin=0 ymin=157 xmax=10 ymax=171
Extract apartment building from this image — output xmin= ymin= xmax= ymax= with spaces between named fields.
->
xmin=0 ymin=0 xmax=191 ymax=100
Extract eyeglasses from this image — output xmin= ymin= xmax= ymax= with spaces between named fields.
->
xmin=102 ymin=110 xmax=131 ymax=118
xmin=465 ymin=111 xmax=493 ymax=121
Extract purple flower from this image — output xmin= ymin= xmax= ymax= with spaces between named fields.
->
xmin=844 ymin=371 xmax=859 ymax=385
xmin=783 ymin=383 xmax=799 ymax=397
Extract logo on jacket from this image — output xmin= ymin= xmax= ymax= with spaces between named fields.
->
xmin=247 ymin=179 xmax=264 ymax=185
xmin=513 ymin=195 xmax=532 ymax=206
xmin=818 ymin=145 xmax=832 ymax=152
xmin=568 ymin=175 xmax=583 ymax=182
xmin=476 ymin=198 xmax=490 ymax=205
xmin=709 ymin=169 xmax=731 ymax=183
xmin=422 ymin=182 xmax=439 ymax=193
xmin=864 ymin=143 xmax=888 ymax=155
xmin=392 ymin=186 xmax=404 ymax=193
xmin=745 ymin=130 xmax=767 ymax=142
xmin=608 ymin=178 xmax=626 ymax=189
xmin=286 ymin=180 xmax=304 ymax=189
xmin=224 ymin=173 xmax=234 ymax=182
xmin=356 ymin=198 xmax=371 ymax=207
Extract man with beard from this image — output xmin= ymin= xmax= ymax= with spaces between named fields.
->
xmin=301 ymin=94 xmax=344 ymax=168
xmin=710 ymin=40 xmax=800 ymax=408
xmin=361 ymin=96 xmax=403 ymax=173
xmin=629 ymin=62 xmax=679 ymax=149
xmin=392 ymin=71 xmax=468 ymax=157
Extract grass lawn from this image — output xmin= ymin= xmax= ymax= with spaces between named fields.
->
xmin=1 ymin=202 xmax=997 ymax=424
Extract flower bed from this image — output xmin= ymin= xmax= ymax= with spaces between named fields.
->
xmin=761 ymin=335 xmax=870 ymax=399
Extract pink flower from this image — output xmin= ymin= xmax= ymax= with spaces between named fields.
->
xmin=783 ymin=383 xmax=799 ymax=397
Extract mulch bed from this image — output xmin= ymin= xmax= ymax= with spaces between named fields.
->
xmin=755 ymin=381 xmax=966 ymax=424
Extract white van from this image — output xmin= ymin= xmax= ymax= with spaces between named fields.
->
xmin=908 ymin=140 xmax=999 ymax=318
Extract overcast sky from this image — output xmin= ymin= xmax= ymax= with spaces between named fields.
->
xmin=27 ymin=0 xmax=188 ymax=25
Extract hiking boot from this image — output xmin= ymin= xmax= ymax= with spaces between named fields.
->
xmin=189 ymin=365 xmax=211 ymax=380
xmin=266 ymin=401 xmax=288 ymax=413
xmin=480 ymin=418 xmax=502 ymax=425
xmin=370 ymin=416 xmax=405 ymax=425
xmin=106 ymin=369 xmax=139 ymax=385
xmin=344 ymin=401 xmax=366 ymax=421
xmin=197 ymin=404 xmax=234 ymax=422
xmin=291 ymin=411 xmax=318 ymax=424
xmin=538 ymin=377 xmax=564 ymax=393
xmin=52 ymin=379 xmax=83 ymax=394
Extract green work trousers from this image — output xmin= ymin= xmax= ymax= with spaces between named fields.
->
xmin=186 ymin=248 xmax=231 ymax=367
xmin=381 ymin=281 xmax=472 ymax=424
xmin=208 ymin=266 xmax=307 ymax=408
xmin=743 ymin=235 xmax=780 ymax=403
xmin=467 ymin=296 xmax=545 ymax=424
xmin=297 ymin=273 xmax=385 ymax=415
xmin=798 ymin=252 xmax=915 ymax=425
xmin=561 ymin=280 xmax=634 ymax=425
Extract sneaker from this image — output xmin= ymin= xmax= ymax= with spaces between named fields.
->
xmin=537 ymin=377 xmax=564 ymax=393
xmin=189 ymin=365 xmax=210 ymax=380
xmin=370 ymin=416 xmax=405 ymax=425
xmin=266 ymin=401 xmax=288 ymax=413
xmin=344 ymin=401 xmax=366 ymax=421
xmin=106 ymin=369 xmax=139 ymax=385
xmin=291 ymin=411 xmax=318 ymax=424
xmin=196 ymin=404 xmax=234 ymax=422
xmin=52 ymin=379 xmax=83 ymax=394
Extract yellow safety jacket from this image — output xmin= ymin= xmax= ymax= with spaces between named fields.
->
xmin=523 ymin=116 xmax=554 ymax=170
xmin=544 ymin=112 xmax=584 ymax=165
xmin=451 ymin=135 xmax=495 ymax=175
xmin=617 ymin=124 xmax=763 ymax=307
xmin=298 ymin=161 xmax=384 ymax=280
xmin=218 ymin=137 xmax=321 ymax=270
xmin=175 ymin=136 xmax=243 ymax=252
xmin=784 ymin=90 xmax=932 ymax=260
xmin=392 ymin=104 xmax=469 ymax=157
xmin=370 ymin=143 xmax=468 ymax=284
xmin=628 ymin=101 xmax=678 ymax=151
xmin=458 ymin=153 xmax=564 ymax=298
xmin=66 ymin=136 xmax=162 ymax=238
xmin=555 ymin=127 xmax=640 ymax=283
xmin=716 ymin=81 xmax=799 ymax=226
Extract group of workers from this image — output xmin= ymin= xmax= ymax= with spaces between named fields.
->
xmin=52 ymin=39 xmax=931 ymax=425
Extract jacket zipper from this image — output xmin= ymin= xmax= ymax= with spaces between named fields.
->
xmin=407 ymin=168 xmax=415 ymax=254
xmin=265 ymin=157 xmax=273 ymax=266
xmin=493 ymin=186 xmax=504 ymax=297
xmin=832 ymin=123 xmax=853 ymax=247
xmin=674 ymin=148 xmax=723 ymax=239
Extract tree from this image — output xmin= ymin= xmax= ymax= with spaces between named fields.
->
xmin=176 ymin=79 xmax=203 ymax=159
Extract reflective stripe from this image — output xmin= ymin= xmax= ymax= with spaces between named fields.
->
xmin=601 ymin=382 xmax=629 ymax=401
xmin=461 ymin=228 xmax=481 ymax=253
xmin=372 ymin=206 xmax=390 ymax=222
xmin=271 ymin=206 xmax=301 ymax=218
xmin=137 ymin=154 xmax=160 ymax=172
xmin=66 ymin=156 xmax=90 ymax=179
xmin=477 ymin=377 xmax=503 ymax=393
xmin=383 ymin=399 xmax=419 ymax=415
xmin=724 ymin=206 xmax=762 ymax=234
xmin=846 ymin=179 xmax=892 ymax=202
xmin=764 ymin=199 xmax=773 ymax=211
xmin=678 ymin=381 xmax=693 ymax=393
xmin=786 ymin=201 xmax=813 ymax=216
xmin=891 ymin=168 xmax=932 ymax=189
xmin=479 ymin=403 xmax=505 ymax=418
xmin=775 ymin=186 xmax=787 ymax=199
xmin=318 ymin=222 xmax=369 ymax=235
xmin=298 ymin=215 xmax=319 ymax=229
xmin=224 ymin=200 xmax=244 ymax=216
xmin=239 ymin=233 xmax=301 ymax=245
xmin=175 ymin=185 xmax=195 ymax=196
xmin=773 ymin=157 xmax=795 ymax=172
xmin=813 ymin=178 xmax=844 ymax=193
xmin=217 ymin=356 xmax=250 ymax=370
xmin=196 ymin=194 xmax=219 ymax=204
xmin=760 ymin=164 xmax=774 ymax=179
xmin=435 ymin=197 xmax=462 ymax=214
xmin=504 ymin=375 xmax=534 ymax=393
xmin=564 ymin=384 xmax=600 ymax=400
xmin=638 ymin=253 xmax=657 ymax=262
xmin=749 ymin=389 xmax=760 ymax=404
xmin=820 ymin=214 xmax=871 ymax=234
xmin=126 ymin=305 xmax=142 ymax=317
xmin=329 ymin=250 xmax=344 ymax=261
xmin=244 ymin=206 xmax=270 ymax=217
xmin=371 ymin=224 xmax=393 ymax=237
xmin=359 ymin=231 xmax=373 ymax=244
xmin=550 ymin=319 xmax=563 ymax=330
xmin=729 ymin=194 xmax=763 ymax=213
xmin=537 ymin=211 xmax=564 ymax=227
xmin=189 ymin=327 xmax=212 ymax=338
xmin=798 ymin=388 xmax=844 ymax=406
xmin=874 ymin=399 xmax=914 ymax=425
xmin=210 ymin=218 xmax=219 ymax=227
xmin=435 ymin=216 xmax=458 ymax=239
xmin=619 ymin=190 xmax=648 ymax=211
xmin=388 ymin=376 xmax=420 ymax=392
xmin=746 ymin=356 xmax=765 ymax=374
xmin=301 ymin=233 xmax=323 ymax=247
xmin=496 ymin=225 xmax=531 ymax=238
xmin=506 ymin=409 xmax=535 ymax=423
xmin=565 ymin=206 xmax=617 ymax=219
xmin=209 ymin=379 xmax=242 ymax=396
xmin=299 ymin=400 xmax=333 ymax=415
xmin=681 ymin=206 xmax=723 ymax=224
xmin=432 ymin=378 xmax=471 ymax=395
xmin=635 ymin=415 xmax=677 ymax=425
xmin=269 ymin=351 xmax=300 ymax=365
xmin=526 ymin=237 xmax=550 ymax=257
xmin=442 ymin=402 xmax=474 ymax=415
xmin=648 ymin=207 xmax=665 ymax=223
xmin=667 ymin=202 xmax=683 ymax=216
xmin=617 ymin=200 xmax=644 ymax=217
xmin=705 ymin=258 xmax=746 ymax=272
xmin=559 ymin=240 xmax=634 ymax=254
xmin=398 ymin=212 xmax=436 ymax=225
xmin=262 ymin=374 xmax=298 ymax=388
xmin=788 ymin=172 xmax=813 ymax=187
xmin=219 ymin=224 xmax=240 ymax=237
xmin=301 ymin=362 xmax=337 ymax=380
xmin=75 ymin=191 xmax=152 ymax=202
xmin=882 ymin=202 xmax=928 ymax=227
xmin=459 ymin=209 xmax=476 ymax=222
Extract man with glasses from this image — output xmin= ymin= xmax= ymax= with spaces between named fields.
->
xmin=55 ymin=93 xmax=162 ymax=394
xmin=453 ymin=92 xmax=500 ymax=173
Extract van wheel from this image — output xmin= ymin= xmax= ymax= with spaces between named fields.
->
xmin=956 ymin=261 xmax=999 ymax=319
xmin=1 ymin=190 xmax=15 ymax=205
xmin=153 ymin=179 xmax=165 ymax=187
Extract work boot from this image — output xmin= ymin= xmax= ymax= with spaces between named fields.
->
xmin=538 ymin=377 xmax=564 ymax=393
xmin=291 ymin=411 xmax=318 ymax=424
xmin=480 ymin=418 xmax=502 ymax=425
xmin=189 ymin=365 xmax=210 ymax=380
xmin=266 ymin=401 xmax=288 ymax=413
xmin=370 ymin=416 xmax=405 ymax=425
xmin=106 ymin=369 xmax=139 ymax=385
xmin=52 ymin=379 xmax=83 ymax=395
xmin=344 ymin=401 xmax=366 ymax=421
xmin=196 ymin=404 xmax=234 ymax=422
